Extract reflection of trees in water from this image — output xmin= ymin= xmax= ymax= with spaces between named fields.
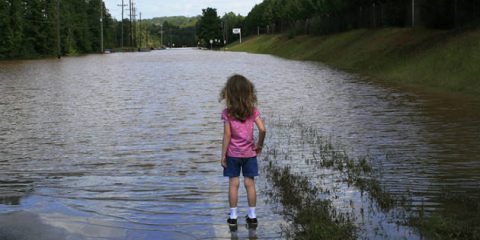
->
xmin=0 ymin=179 xmax=34 ymax=206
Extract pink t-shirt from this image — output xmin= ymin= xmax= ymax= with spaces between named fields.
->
xmin=221 ymin=108 xmax=260 ymax=158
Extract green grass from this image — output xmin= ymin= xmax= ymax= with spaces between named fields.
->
xmin=264 ymin=119 xmax=480 ymax=239
xmin=229 ymin=28 xmax=480 ymax=97
xmin=410 ymin=193 xmax=480 ymax=240
xmin=265 ymin=165 xmax=357 ymax=240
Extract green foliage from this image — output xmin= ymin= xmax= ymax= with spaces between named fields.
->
xmin=146 ymin=16 xmax=199 ymax=28
xmin=196 ymin=7 xmax=222 ymax=47
xmin=266 ymin=165 xmax=357 ymax=240
xmin=143 ymin=16 xmax=199 ymax=47
xmin=410 ymin=193 xmax=480 ymax=240
xmin=243 ymin=0 xmax=480 ymax=36
xmin=229 ymin=28 xmax=480 ymax=97
xmin=0 ymin=1 xmax=8 ymax=58
xmin=144 ymin=20 xmax=196 ymax=47
xmin=0 ymin=0 xmax=153 ymax=59
xmin=221 ymin=12 xmax=244 ymax=44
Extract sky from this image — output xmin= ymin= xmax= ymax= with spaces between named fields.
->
xmin=103 ymin=0 xmax=263 ymax=20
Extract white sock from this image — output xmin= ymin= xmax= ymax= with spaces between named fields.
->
xmin=248 ymin=207 xmax=256 ymax=219
xmin=229 ymin=208 xmax=238 ymax=219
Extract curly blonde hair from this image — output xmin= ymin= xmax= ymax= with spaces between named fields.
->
xmin=220 ymin=74 xmax=257 ymax=121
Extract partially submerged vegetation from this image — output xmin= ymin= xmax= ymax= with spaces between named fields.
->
xmin=410 ymin=193 xmax=480 ymax=240
xmin=300 ymin=125 xmax=397 ymax=211
xmin=263 ymin=119 xmax=480 ymax=239
xmin=229 ymin=28 xmax=480 ymax=97
xmin=265 ymin=165 xmax=356 ymax=239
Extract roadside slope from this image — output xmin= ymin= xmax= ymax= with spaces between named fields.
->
xmin=229 ymin=28 xmax=480 ymax=97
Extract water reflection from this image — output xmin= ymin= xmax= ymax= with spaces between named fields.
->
xmin=0 ymin=196 xmax=21 ymax=206
xmin=0 ymin=49 xmax=479 ymax=238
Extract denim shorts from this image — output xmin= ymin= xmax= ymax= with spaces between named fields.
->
xmin=223 ymin=156 xmax=258 ymax=178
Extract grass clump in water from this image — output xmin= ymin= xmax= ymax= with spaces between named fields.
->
xmin=265 ymin=164 xmax=356 ymax=240
xmin=410 ymin=193 xmax=480 ymax=240
xmin=303 ymin=125 xmax=397 ymax=210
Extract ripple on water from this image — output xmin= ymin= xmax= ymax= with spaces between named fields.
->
xmin=0 ymin=50 xmax=479 ymax=239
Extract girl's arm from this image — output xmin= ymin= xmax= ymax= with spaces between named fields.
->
xmin=254 ymin=117 xmax=266 ymax=155
xmin=221 ymin=122 xmax=231 ymax=168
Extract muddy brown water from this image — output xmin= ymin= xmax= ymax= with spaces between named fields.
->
xmin=1 ymin=49 xmax=479 ymax=239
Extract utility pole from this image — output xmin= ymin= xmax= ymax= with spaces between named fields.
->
xmin=117 ymin=0 xmax=127 ymax=49
xmin=134 ymin=4 xmax=137 ymax=48
xmin=100 ymin=1 xmax=104 ymax=53
xmin=129 ymin=0 xmax=133 ymax=47
xmin=131 ymin=0 xmax=137 ymax=48
xmin=139 ymin=12 xmax=142 ymax=49
xmin=56 ymin=0 xmax=61 ymax=58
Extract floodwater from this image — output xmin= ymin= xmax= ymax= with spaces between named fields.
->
xmin=0 ymin=49 xmax=479 ymax=239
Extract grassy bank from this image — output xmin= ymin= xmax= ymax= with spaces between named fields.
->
xmin=229 ymin=28 xmax=480 ymax=97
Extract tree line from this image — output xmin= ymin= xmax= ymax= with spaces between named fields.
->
xmin=144 ymin=16 xmax=199 ymax=47
xmin=196 ymin=1 xmax=480 ymax=48
xmin=145 ymin=10 xmax=244 ymax=49
xmin=0 ymin=0 xmax=158 ymax=60
xmin=196 ymin=8 xmax=244 ymax=48
xmin=4 ymin=1 xmax=478 ymax=57
xmin=243 ymin=0 xmax=480 ymax=36
xmin=1 ymin=0 xmax=113 ymax=59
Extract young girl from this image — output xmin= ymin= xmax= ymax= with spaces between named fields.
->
xmin=220 ymin=74 xmax=266 ymax=226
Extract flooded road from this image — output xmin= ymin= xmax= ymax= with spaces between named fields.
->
xmin=1 ymin=49 xmax=479 ymax=239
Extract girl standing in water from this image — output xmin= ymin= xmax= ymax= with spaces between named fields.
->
xmin=220 ymin=74 xmax=266 ymax=226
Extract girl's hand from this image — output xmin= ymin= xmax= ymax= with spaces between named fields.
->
xmin=255 ymin=145 xmax=263 ymax=155
xmin=221 ymin=157 xmax=227 ymax=168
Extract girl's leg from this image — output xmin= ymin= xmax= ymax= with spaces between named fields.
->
xmin=229 ymin=177 xmax=240 ymax=208
xmin=244 ymin=177 xmax=256 ymax=207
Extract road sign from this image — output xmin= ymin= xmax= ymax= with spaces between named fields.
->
xmin=232 ymin=28 xmax=241 ymax=34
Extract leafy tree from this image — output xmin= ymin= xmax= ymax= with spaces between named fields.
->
xmin=147 ymin=16 xmax=199 ymax=28
xmin=0 ymin=0 xmax=145 ymax=59
xmin=7 ymin=0 xmax=24 ymax=58
xmin=421 ymin=0 xmax=455 ymax=28
xmin=0 ymin=0 xmax=11 ymax=58
xmin=196 ymin=7 xmax=222 ymax=47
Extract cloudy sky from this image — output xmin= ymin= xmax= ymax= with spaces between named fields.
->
xmin=104 ymin=0 xmax=263 ymax=19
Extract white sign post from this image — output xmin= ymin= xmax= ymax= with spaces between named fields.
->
xmin=232 ymin=28 xmax=242 ymax=43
